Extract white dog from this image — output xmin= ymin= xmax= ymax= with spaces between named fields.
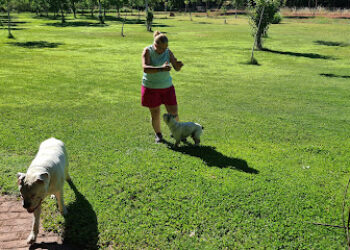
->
xmin=163 ymin=113 xmax=204 ymax=147
xmin=17 ymin=137 xmax=70 ymax=245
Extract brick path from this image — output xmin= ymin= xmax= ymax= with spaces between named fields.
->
xmin=0 ymin=195 xmax=72 ymax=250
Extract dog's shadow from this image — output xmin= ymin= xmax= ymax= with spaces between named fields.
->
xmin=164 ymin=140 xmax=258 ymax=174
xmin=29 ymin=180 xmax=99 ymax=250
xmin=63 ymin=180 xmax=99 ymax=249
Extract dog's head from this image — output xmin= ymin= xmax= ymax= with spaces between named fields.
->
xmin=163 ymin=113 xmax=177 ymax=125
xmin=17 ymin=172 xmax=50 ymax=213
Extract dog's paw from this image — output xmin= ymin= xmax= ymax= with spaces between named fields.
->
xmin=27 ymin=232 xmax=37 ymax=245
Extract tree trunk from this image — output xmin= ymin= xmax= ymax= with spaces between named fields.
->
xmin=103 ymin=8 xmax=106 ymax=18
xmin=7 ymin=5 xmax=14 ymax=38
xmin=98 ymin=0 xmax=104 ymax=24
xmin=256 ymin=30 xmax=263 ymax=50
xmin=121 ymin=10 xmax=127 ymax=36
xmin=91 ymin=8 xmax=94 ymax=17
xmin=72 ymin=2 xmax=77 ymax=19
xmin=116 ymin=6 xmax=120 ymax=18
xmin=60 ymin=2 xmax=65 ymax=23
xmin=235 ymin=3 xmax=237 ymax=18
xmin=255 ymin=7 xmax=265 ymax=50
xmin=206 ymin=1 xmax=209 ymax=16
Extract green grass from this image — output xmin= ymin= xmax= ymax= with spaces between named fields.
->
xmin=1 ymin=12 xmax=350 ymax=248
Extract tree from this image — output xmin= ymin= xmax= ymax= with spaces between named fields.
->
xmin=146 ymin=9 xmax=153 ymax=31
xmin=0 ymin=0 xmax=15 ymax=38
xmin=248 ymin=0 xmax=285 ymax=50
xmin=69 ymin=0 xmax=81 ymax=18
xmin=109 ymin=0 xmax=123 ymax=17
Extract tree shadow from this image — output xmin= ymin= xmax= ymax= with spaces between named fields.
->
xmin=33 ymin=15 xmax=62 ymax=20
xmin=45 ymin=21 xmax=108 ymax=27
xmin=261 ymin=48 xmax=335 ymax=60
xmin=284 ymin=16 xmax=315 ymax=19
xmin=104 ymin=16 xmax=144 ymax=24
xmin=163 ymin=140 xmax=258 ymax=174
xmin=314 ymin=40 xmax=348 ymax=47
xmin=9 ymin=41 xmax=63 ymax=48
xmin=153 ymin=23 xmax=171 ymax=27
xmin=29 ymin=242 xmax=77 ymax=250
xmin=62 ymin=180 xmax=99 ymax=249
xmin=320 ymin=73 xmax=350 ymax=79
xmin=0 ymin=27 xmax=26 ymax=30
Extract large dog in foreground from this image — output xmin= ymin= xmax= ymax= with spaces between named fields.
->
xmin=163 ymin=113 xmax=204 ymax=147
xmin=17 ymin=138 xmax=70 ymax=244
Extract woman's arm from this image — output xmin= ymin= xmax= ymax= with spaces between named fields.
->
xmin=142 ymin=48 xmax=171 ymax=74
xmin=169 ymin=50 xmax=184 ymax=71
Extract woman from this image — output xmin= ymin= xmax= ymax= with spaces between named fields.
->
xmin=141 ymin=31 xmax=184 ymax=143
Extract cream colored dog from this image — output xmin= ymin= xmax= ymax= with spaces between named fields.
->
xmin=17 ymin=137 xmax=70 ymax=245
xmin=163 ymin=113 xmax=204 ymax=147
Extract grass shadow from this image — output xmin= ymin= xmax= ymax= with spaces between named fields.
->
xmin=240 ymin=60 xmax=261 ymax=66
xmin=314 ymin=40 xmax=348 ymax=47
xmin=45 ymin=21 xmax=108 ymax=27
xmin=9 ymin=41 xmax=63 ymax=48
xmin=164 ymin=141 xmax=258 ymax=174
xmin=320 ymin=73 xmax=350 ymax=79
xmin=1 ymin=21 xmax=28 ymax=24
xmin=262 ymin=48 xmax=335 ymax=60
xmin=62 ymin=180 xmax=99 ymax=249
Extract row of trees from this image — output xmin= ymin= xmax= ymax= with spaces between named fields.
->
xmin=1 ymin=0 xmax=349 ymax=19
xmin=285 ymin=0 xmax=350 ymax=8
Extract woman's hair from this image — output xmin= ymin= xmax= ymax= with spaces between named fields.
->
xmin=153 ymin=31 xmax=168 ymax=45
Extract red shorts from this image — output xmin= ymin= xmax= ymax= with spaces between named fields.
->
xmin=141 ymin=85 xmax=177 ymax=108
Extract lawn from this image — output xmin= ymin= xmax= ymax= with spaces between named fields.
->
xmin=1 ymin=11 xmax=350 ymax=248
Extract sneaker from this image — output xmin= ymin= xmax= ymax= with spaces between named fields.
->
xmin=155 ymin=133 xmax=164 ymax=143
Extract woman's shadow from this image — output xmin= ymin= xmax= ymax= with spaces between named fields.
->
xmin=30 ymin=180 xmax=99 ymax=250
xmin=164 ymin=141 xmax=258 ymax=174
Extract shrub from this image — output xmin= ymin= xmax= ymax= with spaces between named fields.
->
xmin=272 ymin=12 xmax=282 ymax=24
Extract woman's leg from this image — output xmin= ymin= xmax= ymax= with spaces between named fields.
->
xmin=149 ymin=106 xmax=161 ymax=133
xmin=165 ymin=105 xmax=179 ymax=121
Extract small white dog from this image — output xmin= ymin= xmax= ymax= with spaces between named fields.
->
xmin=17 ymin=137 xmax=70 ymax=245
xmin=163 ymin=113 xmax=204 ymax=147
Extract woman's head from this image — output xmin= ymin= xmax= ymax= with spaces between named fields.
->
xmin=153 ymin=31 xmax=168 ymax=54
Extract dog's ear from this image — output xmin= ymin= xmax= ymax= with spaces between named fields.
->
xmin=36 ymin=173 xmax=50 ymax=184
xmin=16 ymin=172 xmax=26 ymax=186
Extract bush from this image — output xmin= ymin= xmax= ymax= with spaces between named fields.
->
xmin=272 ymin=12 xmax=282 ymax=24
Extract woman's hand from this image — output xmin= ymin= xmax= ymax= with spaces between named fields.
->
xmin=161 ymin=62 xmax=172 ymax=72
xmin=177 ymin=61 xmax=184 ymax=70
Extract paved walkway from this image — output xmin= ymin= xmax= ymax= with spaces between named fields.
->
xmin=0 ymin=195 xmax=70 ymax=250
